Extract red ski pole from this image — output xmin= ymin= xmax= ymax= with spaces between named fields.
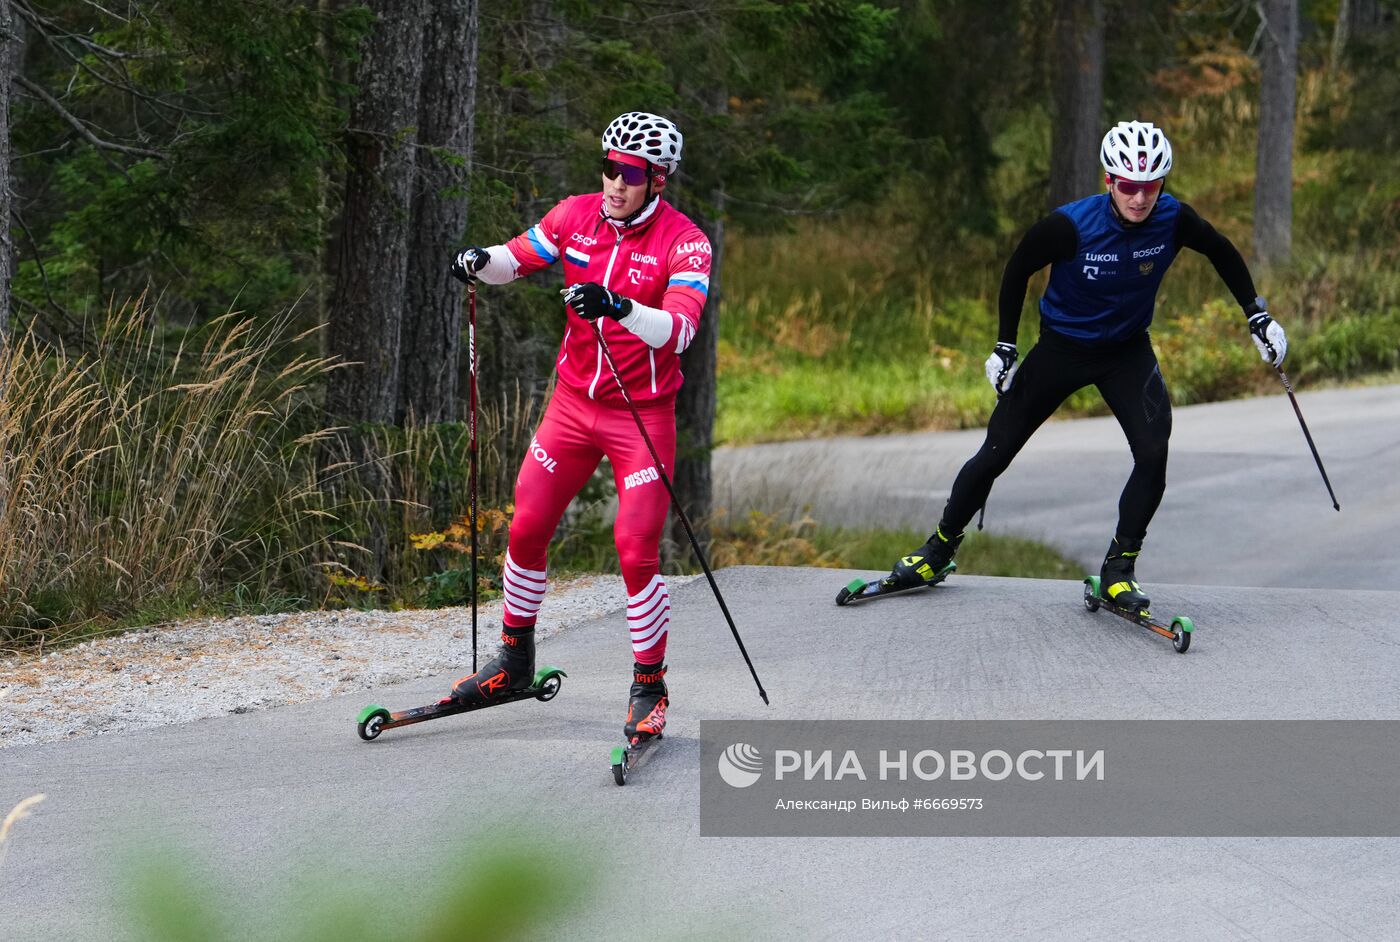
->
xmin=468 ymin=282 xmax=480 ymax=671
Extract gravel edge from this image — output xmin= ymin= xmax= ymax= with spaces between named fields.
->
xmin=0 ymin=575 xmax=695 ymax=749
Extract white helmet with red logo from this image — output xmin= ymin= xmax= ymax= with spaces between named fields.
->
xmin=1100 ymin=120 xmax=1173 ymax=181
xmin=601 ymin=112 xmax=684 ymax=174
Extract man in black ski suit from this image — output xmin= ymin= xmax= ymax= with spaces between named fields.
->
xmin=881 ymin=120 xmax=1288 ymax=611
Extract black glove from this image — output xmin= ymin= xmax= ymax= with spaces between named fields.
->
xmin=450 ymin=246 xmax=490 ymax=284
xmin=562 ymin=282 xmax=633 ymax=321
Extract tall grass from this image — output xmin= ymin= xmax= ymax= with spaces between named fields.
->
xmin=321 ymin=384 xmax=554 ymax=607
xmin=0 ymin=298 xmax=337 ymax=650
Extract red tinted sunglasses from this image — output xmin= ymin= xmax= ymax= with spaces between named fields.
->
xmin=1109 ymin=176 xmax=1163 ymax=197
xmin=601 ymin=158 xmax=651 ymax=186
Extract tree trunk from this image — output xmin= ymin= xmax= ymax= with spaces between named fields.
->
xmin=1048 ymin=0 xmax=1105 ymax=210
xmin=671 ymin=196 xmax=722 ymax=559
xmin=324 ymin=0 xmax=427 ymax=424
xmin=0 ymin=0 xmax=17 ymax=339
xmin=671 ymin=91 xmax=727 ymax=559
xmin=314 ymin=0 xmax=345 ymax=331
xmin=1254 ymin=0 xmax=1297 ymax=269
xmin=399 ymin=0 xmax=479 ymax=426
xmin=472 ymin=5 xmax=566 ymax=451
xmin=322 ymin=0 xmax=427 ymax=581
xmin=1331 ymin=0 xmax=1386 ymax=72
xmin=525 ymin=0 xmax=568 ymax=223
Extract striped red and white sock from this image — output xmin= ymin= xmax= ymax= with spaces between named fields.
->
xmin=627 ymin=574 xmax=670 ymax=665
xmin=502 ymin=549 xmax=546 ymax=628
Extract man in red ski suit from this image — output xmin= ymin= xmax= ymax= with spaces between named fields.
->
xmin=448 ymin=112 xmax=711 ymax=741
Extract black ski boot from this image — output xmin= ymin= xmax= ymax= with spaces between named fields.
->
xmin=884 ymin=526 xmax=963 ymax=590
xmin=1100 ymin=537 xmax=1150 ymax=613
xmin=624 ymin=663 xmax=668 ymax=742
xmin=450 ymin=626 xmax=535 ymax=705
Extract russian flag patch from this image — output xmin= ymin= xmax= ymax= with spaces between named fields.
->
xmin=565 ymin=247 xmax=590 ymax=267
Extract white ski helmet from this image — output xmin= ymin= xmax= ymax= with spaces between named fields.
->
xmin=1099 ymin=120 xmax=1173 ymax=181
xmin=601 ymin=112 xmax=684 ymax=174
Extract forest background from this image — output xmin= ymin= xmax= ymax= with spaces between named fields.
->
xmin=1 ymin=0 xmax=1397 ymax=650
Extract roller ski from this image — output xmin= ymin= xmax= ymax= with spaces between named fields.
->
xmin=1081 ymin=537 xmax=1192 ymax=653
xmin=611 ymin=664 xmax=667 ymax=785
xmin=357 ymin=627 xmax=566 ymax=740
xmin=357 ymin=667 xmax=566 ymax=740
xmin=836 ymin=527 xmax=961 ymax=606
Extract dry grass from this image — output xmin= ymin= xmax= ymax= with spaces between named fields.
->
xmin=0 ymin=296 xmax=339 ymax=650
xmin=312 ymin=379 xmax=551 ymax=604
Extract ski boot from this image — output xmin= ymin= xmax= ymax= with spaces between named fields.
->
xmin=836 ymin=526 xmax=964 ymax=606
xmin=1100 ymin=537 xmax=1150 ymax=613
xmin=624 ymin=663 xmax=668 ymax=742
xmin=885 ymin=526 xmax=963 ymax=590
xmin=450 ymin=626 xmax=535 ymax=705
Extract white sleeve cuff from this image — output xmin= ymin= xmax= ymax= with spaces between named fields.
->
xmin=618 ymin=301 xmax=675 ymax=349
xmin=476 ymin=244 xmax=520 ymax=285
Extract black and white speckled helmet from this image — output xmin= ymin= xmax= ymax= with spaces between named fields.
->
xmin=601 ymin=112 xmax=684 ymax=173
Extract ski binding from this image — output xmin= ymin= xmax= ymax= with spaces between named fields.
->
xmin=1082 ymin=576 xmax=1192 ymax=653
xmin=835 ymin=562 xmax=955 ymax=606
xmin=356 ymin=667 xmax=567 ymax=741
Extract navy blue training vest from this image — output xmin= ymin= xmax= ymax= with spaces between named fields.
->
xmin=1040 ymin=192 xmax=1181 ymax=344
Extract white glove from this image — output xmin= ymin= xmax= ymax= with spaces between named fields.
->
xmin=1248 ymin=302 xmax=1287 ymax=366
xmin=985 ymin=342 xmax=1019 ymax=395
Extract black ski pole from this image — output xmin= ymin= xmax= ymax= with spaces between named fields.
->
xmin=1274 ymin=365 xmax=1340 ymax=512
xmin=469 ymin=282 xmax=480 ymax=672
xmin=588 ymin=320 xmax=770 ymax=705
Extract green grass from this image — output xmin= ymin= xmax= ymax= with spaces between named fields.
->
xmin=698 ymin=510 xmax=1083 ymax=580
xmin=717 ymin=355 xmax=990 ymax=443
xmin=530 ymin=501 xmax=1082 ymax=582
xmin=811 ymin=525 xmax=1083 ymax=580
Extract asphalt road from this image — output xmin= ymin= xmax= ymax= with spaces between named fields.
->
xmin=713 ymin=384 xmax=1400 ymax=590
xmin=4 ymin=568 xmax=1399 ymax=940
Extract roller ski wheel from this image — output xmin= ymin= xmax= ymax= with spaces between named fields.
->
xmin=1082 ymin=576 xmax=1193 ymax=654
xmin=610 ymin=733 xmax=663 ymax=786
xmin=835 ymin=562 xmax=957 ymax=606
xmin=355 ymin=666 xmax=567 ymax=741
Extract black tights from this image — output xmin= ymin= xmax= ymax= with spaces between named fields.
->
xmin=941 ymin=329 xmax=1171 ymax=544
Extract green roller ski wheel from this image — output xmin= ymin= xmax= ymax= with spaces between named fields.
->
xmin=357 ymin=705 xmax=391 ymax=742
xmin=532 ymin=667 xmax=566 ymax=701
xmin=1082 ymin=576 xmax=1102 ymax=613
xmin=835 ymin=578 xmax=868 ymax=607
xmin=1171 ymin=616 xmax=1193 ymax=654
xmin=611 ymin=745 xmax=628 ymax=786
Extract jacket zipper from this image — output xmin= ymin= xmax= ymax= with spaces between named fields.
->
xmin=589 ymin=228 xmax=626 ymax=400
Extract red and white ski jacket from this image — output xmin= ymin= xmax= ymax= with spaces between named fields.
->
xmin=478 ymin=193 xmax=712 ymax=406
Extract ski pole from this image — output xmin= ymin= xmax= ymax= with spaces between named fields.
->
xmin=588 ymin=321 xmax=770 ymax=705
xmin=1274 ymin=365 xmax=1340 ymax=512
xmin=468 ymin=281 xmax=480 ymax=672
